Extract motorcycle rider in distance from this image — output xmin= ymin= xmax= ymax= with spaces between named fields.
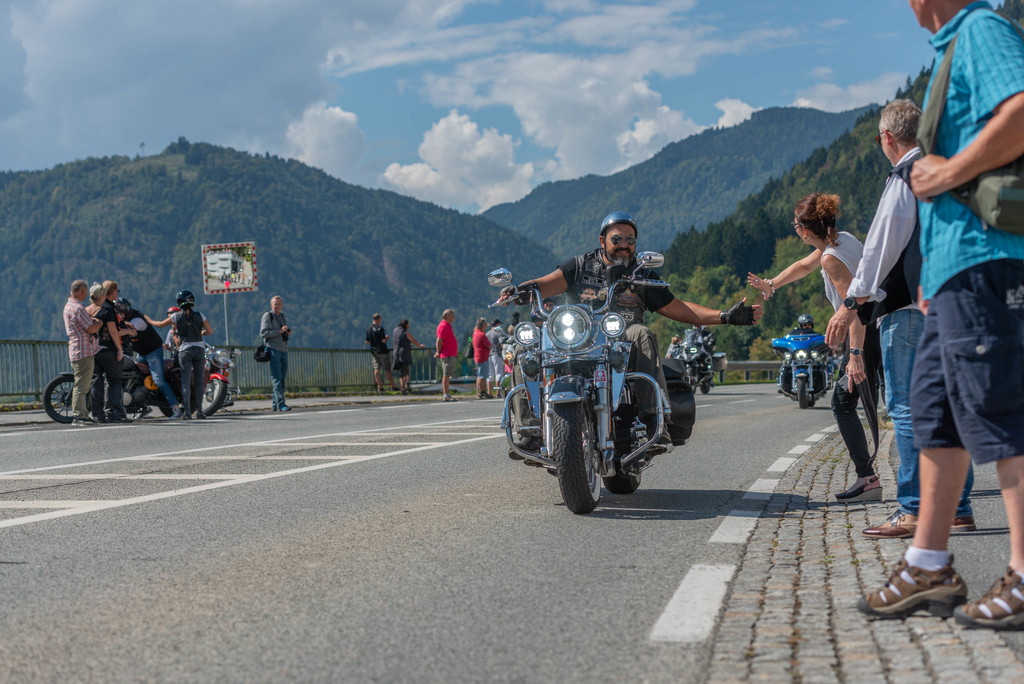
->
xmin=791 ymin=313 xmax=816 ymax=334
xmin=497 ymin=210 xmax=762 ymax=446
xmin=666 ymin=335 xmax=684 ymax=359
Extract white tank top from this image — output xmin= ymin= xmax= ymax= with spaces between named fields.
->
xmin=821 ymin=231 xmax=863 ymax=312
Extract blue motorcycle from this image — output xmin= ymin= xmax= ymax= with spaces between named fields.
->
xmin=771 ymin=329 xmax=835 ymax=409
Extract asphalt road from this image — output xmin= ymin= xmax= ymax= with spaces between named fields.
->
xmin=0 ymin=384 xmax=1014 ymax=682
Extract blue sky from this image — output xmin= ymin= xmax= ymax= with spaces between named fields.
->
xmin=0 ymin=0 xmax=938 ymax=213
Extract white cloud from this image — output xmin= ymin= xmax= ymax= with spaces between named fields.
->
xmin=810 ymin=66 xmax=834 ymax=80
xmin=285 ymin=103 xmax=371 ymax=183
xmin=821 ymin=18 xmax=848 ymax=29
xmin=714 ymin=98 xmax=758 ymax=128
xmin=617 ymin=105 xmax=703 ymax=168
xmin=383 ymin=110 xmax=534 ymax=212
xmin=792 ymin=72 xmax=907 ymax=112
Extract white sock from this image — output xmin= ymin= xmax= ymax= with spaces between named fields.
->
xmin=905 ymin=546 xmax=950 ymax=572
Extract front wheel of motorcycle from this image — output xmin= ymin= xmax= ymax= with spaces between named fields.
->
xmin=202 ymin=378 xmax=228 ymax=416
xmin=700 ymin=380 xmax=711 ymax=394
xmin=797 ymin=377 xmax=810 ymax=409
xmin=551 ymin=402 xmax=600 ymax=514
xmin=43 ymin=375 xmax=77 ymax=424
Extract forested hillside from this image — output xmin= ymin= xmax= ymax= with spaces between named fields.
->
xmin=0 ymin=140 xmax=553 ymax=347
xmin=482 ymin=106 xmax=869 ymax=258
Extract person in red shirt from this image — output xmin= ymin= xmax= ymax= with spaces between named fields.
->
xmin=472 ymin=317 xmax=492 ymax=399
xmin=434 ymin=309 xmax=458 ymax=402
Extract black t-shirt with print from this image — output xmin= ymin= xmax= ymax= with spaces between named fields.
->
xmin=96 ymin=303 xmax=119 ymax=347
xmin=557 ymin=248 xmax=674 ymax=325
xmin=366 ymin=324 xmax=389 ymax=353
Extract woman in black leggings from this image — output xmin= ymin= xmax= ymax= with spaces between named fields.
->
xmin=170 ymin=289 xmax=213 ymax=419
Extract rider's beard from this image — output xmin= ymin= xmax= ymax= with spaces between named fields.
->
xmin=604 ymin=247 xmax=631 ymax=266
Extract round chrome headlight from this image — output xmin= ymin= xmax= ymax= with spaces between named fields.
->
xmin=514 ymin=323 xmax=539 ymax=347
xmin=211 ymin=349 xmax=232 ymax=366
xmin=548 ymin=305 xmax=593 ymax=350
xmin=600 ymin=312 xmax=626 ymax=338
xmin=810 ymin=349 xmax=820 ymax=360
xmin=784 ymin=352 xmax=793 ymax=361
xmin=795 ymin=349 xmax=809 ymax=361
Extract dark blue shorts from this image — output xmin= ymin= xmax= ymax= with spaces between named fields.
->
xmin=910 ymin=259 xmax=1024 ymax=465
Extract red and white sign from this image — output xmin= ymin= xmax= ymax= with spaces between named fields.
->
xmin=594 ymin=369 xmax=607 ymax=383
xmin=201 ymin=242 xmax=258 ymax=295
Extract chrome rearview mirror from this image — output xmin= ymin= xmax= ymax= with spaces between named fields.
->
xmin=488 ymin=268 xmax=513 ymax=287
xmin=636 ymin=251 xmax=665 ymax=269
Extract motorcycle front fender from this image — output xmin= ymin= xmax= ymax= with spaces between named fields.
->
xmin=546 ymin=375 xmax=586 ymax=406
xmin=209 ymin=372 xmax=229 ymax=382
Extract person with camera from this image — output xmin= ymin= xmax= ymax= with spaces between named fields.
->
xmin=260 ymin=295 xmax=291 ymax=412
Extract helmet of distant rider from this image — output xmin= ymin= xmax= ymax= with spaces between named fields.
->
xmin=797 ymin=313 xmax=814 ymax=328
xmin=176 ymin=290 xmax=195 ymax=308
xmin=600 ymin=211 xmax=637 ymax=238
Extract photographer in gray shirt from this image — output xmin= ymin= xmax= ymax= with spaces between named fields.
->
xmin=260 ymin=295 xmax=291 ymax=412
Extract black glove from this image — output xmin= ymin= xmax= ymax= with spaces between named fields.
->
xmin=720 ymin=299 xmax=757 ymax=325
xmin=501 ymin=284 xmax=534 ymax=306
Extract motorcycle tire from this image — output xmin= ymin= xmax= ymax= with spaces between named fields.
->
xmin=797 ymin=377 xmax=810 ymax=409
xmin=700 ymin=381 xmax=711 ymax=394
xmin=202 ymin=378 xmax=228 ymax=416
xmin=603 ymin=471 xmax=641 ymax=495
xmin=551 ymin=402 xmax=600 ymax=514
xmin=43 ymin=374 xmax=79 ymax=424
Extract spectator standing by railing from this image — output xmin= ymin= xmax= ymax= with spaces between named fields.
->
xmin=365 ymin=313 xmax=396 ymax=393
xmin=472 ymin=317 xmax=492 ymax=399
xmin=485 ymin=318 xmax=507 ymax=397
xmin=261 ymin=296 xmax=292 ymax=412
xmin=391 ymin=319 xmax=425 ymax=396
xmin=435 ymin=309 xmax=458 ymax=402
xmin=90 ymin=281 xmax=133 ymax=423
xmin=62 ymin=280 xmax=102 ymax=425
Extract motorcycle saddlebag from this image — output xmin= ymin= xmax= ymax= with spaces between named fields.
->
xmin=661 ymin=358 xmax=696 ymax=445
xmin=712 ymin=353 xmax=728 ymax=372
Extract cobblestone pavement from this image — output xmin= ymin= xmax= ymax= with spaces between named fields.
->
xmin=706 ymin=430 xmax=1024 ymax=684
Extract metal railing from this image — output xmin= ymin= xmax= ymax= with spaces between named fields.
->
xmin=0 ymin=340 xmax=472 ymax=399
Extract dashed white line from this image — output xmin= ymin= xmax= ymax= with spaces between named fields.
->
xmin=650 ymin=564 xmax=737 ymax=642
xmin=822 ymin=425 xmax=839 ymax=433
xmin=788 ymin=444 xmax=811 ymax=455
xmin=709 ymin=510 xmax=761 ymax=544
xmin=805 ymin=433 xmax=826 ymax=442
xmin=743 ymin=479 xmax=779 ymax=500
xmin=767 ymin=457 xmax=797 ymax=472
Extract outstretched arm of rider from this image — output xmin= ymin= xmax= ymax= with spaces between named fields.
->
xmin=497 ymin=269 xmax=569 ymax=305
xmin=656 ymin=297 xmax=762 ymax=326
xmin=747 ymin=248 xmax=822 ymax=300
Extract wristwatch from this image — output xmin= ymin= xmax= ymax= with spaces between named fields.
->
xmin=843 ymin=296 xmax=861 ymax=311
xmin=849 ymin=347 xmax=862 ymax=357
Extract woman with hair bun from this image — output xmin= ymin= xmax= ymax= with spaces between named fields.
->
xmin=747 ymin=193 xmax=882 ymax=503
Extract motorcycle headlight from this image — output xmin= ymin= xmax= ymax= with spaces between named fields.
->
xmin=784 ymin=352 xmax=793 ymax=361
xmin=688 ymin=347 xmax=699 ymax=354
xmin=600 ymin=312 xmax=626 ymax=338
xmin=795 ymin=350 xmax=809 ymax=361
xmin=514 ymin=323 xmax=539 ymax=347
xmin=810 ymin=350 xmax=820 ymax=359
xmin=211 ymin=349 xmax=232 ymax=366
xmin=548 ymin=305 xmax=592 ymax=350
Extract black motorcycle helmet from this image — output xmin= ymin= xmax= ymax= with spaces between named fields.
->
xmin=797 ymin=313 xmax=814 ymax=328
xmin=599 ymin=211 xmax=637 ymax=238
xmin=114 ymin=297 xmax=133 ymax=318
xmin=176 ymin=289 xmax=196 ymax=309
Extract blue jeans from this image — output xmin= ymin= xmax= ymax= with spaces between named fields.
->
xmin=269 ymin=348 xmax=288 ymax=409
xmin=880 ymin=308 xmax=973 ymax=517
xmin=143 ymin=348 xmax=178 ymax=409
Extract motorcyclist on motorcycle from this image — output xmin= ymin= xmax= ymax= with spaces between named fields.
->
xmin=498 ymin=210 xmax=762 ymax=446
xmin=116 ymin=298 xmax=183 ymax=420
xmin=791 ymin=313 xmax=816 ymax=335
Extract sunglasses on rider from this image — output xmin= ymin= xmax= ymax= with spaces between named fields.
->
xmin=608 ymin=235 xmax=636 ymax=247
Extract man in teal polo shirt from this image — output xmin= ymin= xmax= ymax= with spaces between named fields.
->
xmin=859 ymin=0 xmax=1024 ymax=628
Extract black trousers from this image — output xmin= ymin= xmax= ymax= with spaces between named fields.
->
xmin=91 ymin=349 xmax=125 ymax=421
xmin=832 ymin=324 xmax=881 ymax=478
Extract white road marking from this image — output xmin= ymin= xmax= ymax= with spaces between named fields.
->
xmin=0 ymin=501 xmax=106 ymax=509
xmin=767 ymin=457 xmax=797 ymax=472
xmin=0 ymin=417 xmax=506 ymax=477
xmin=743 ymin=479 xmax=779 ymax=500
xmin=709 ymin=510 xmax=761 ymax=544
xmin=0 ymin=473 xmax=241 ymax=480
xmin=805 ymin=433 xmax=826 ymax=442
xmin=650 ymin=564 xmax=736 ymax=642
xmin=822 ymin=425 xmax=839 ymax=433
xmin=0 ymin=433 xmax=505 ymax=530
xmin=788 ymin=444 xmax=811 ymax=455
xmin=135 ymin=455 xmax=368 ymax=461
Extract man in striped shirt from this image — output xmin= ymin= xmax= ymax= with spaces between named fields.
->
xmin=62 ymin=279 xmax=102 ymax=425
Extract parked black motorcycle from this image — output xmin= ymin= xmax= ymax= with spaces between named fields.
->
xmin=489 ymin=252 xmax=696 ymax=514
xmin=43 ymin=344 xmax=238 ymax=423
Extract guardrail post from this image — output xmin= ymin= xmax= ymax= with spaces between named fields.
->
xmin=32 ymin=341 xmax=41 ymax=401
